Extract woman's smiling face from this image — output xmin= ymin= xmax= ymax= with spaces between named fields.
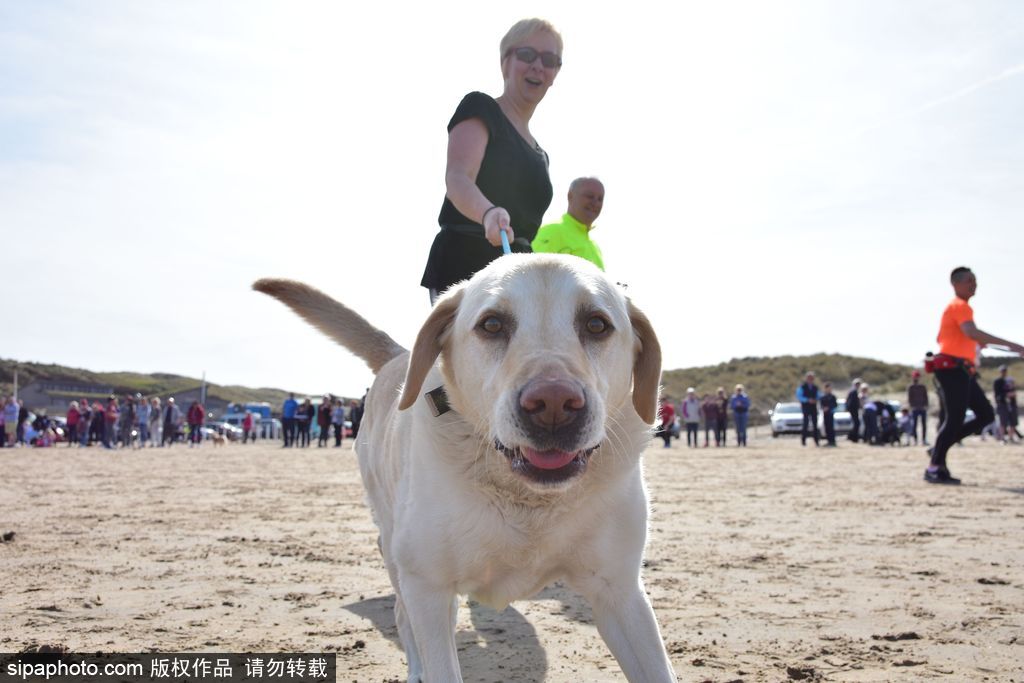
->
xmin=502 ymin=30 xmax=561 ymax=104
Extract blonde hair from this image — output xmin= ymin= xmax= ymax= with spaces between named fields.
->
xmin=500 ymin=18 xmax=563 ymax=60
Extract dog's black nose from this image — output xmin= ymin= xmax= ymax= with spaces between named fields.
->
xmin=519 ymin=379 xmax=585 ymax=430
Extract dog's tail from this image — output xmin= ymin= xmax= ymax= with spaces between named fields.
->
xmin=253 ymin=278 xmax=406 ymax=373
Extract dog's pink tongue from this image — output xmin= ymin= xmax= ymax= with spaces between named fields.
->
xmin=522 ymin=448 xmax=577 ymax=470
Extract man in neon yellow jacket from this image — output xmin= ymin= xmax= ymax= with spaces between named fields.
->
xmin=531 ymin=177 xmax=605 ymax=270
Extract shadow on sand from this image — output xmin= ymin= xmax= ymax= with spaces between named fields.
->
xmin=343 ymin=584 xmax=596 ymax=681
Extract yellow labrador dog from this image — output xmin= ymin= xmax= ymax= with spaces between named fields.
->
xmin=254 ymin=254 xmax=675 ymax=682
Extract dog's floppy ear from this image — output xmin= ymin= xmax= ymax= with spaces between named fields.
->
xmin=628 ymin=300 xmax=662 ymax=423
xmin=398 ymin=288 xmax=464 ymax=410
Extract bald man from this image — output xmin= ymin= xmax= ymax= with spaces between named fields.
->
xmin=532 ymin=177 xmax=605 ymax=270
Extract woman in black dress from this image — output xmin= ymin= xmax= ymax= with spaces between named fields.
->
xmin=421 ymin=18 xmax=563 ymax=302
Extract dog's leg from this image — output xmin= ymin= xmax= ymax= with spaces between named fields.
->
xmin=384 ymin=559 xmax=424 ymax=682
xmin=393 ymin=595 xmax=423 ymax=682
xmin=581 ymin=580 xmax=676 ymax=683
xmin=400 ymin=575 xmax=463 ymax=682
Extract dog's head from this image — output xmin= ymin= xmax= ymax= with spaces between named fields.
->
xmin=400 ymin=254 xmax=661 ymax=490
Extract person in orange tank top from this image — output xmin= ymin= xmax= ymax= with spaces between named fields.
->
xmin=926 ymin=266 xmax=1024 ymax=485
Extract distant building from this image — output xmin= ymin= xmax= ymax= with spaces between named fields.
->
xmin=18 ymin=379 xmax=229 ymax=417
xmin=18 ymin=380 xmax=115 ymax=413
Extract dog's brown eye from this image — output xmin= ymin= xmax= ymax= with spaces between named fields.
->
xmin=586 ymin=316 xmax=609 ymax=335
xmin=481 ymin=316 xmax=503 ymax=335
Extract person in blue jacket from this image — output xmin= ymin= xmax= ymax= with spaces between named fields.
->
xmin=281 ymin=393 xmax=298 ymax=448
xmin=796 ymin=371 xmax=821 ymax=446
xmin=730 ymin=384 xmax=751 ymax=447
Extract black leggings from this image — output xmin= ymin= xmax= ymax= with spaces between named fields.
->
xmin=931 ymin=367 xmax=995 ymax=468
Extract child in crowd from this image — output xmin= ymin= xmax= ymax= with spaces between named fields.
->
xmin=898 ymin=408 xmax=914 ymax=446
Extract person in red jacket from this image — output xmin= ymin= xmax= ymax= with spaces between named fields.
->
xmin=658 ymin=396 xmax=676 ymax=448
xmin=66 ymin=401 xmax=81 ymax=447
xmin=242 ymin=412 xmax=255 ymax=444
xmin=187 ymin=401 xmax=205 ymax=448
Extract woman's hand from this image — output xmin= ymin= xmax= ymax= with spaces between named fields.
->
xmin=482 ymin=207 xmax=514 ymax=247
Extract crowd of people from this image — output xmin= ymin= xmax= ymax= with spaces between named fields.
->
xmin=0 ymin=389 xmax=373 ymax=450
xmin=800 ymin=373 xmax=921 ymax=448
xmin=657 ymin=385 xmax=751 ymax=448
xmin=654 ymin=357 xmax=1021 ymax=459
xmin=0 ymin=393 xmax=208 ymax=449
xmin=279 ymin=392 xmax=364 ymax=448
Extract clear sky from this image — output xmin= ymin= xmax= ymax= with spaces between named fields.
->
xmin=2 ymin=1 xmax=1022 ymax=399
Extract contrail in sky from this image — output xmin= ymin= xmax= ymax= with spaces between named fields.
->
xmin=912 ymin=62 xmax=1024 ymax=116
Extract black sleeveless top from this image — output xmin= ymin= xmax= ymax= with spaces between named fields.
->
xmin=420 ymin=92 xmax=553 ymax=292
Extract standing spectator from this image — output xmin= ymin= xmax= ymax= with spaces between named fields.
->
xmin=845 ymin=378 xmax=862 ymax=442
xmin=531 ymin=177 xmax=606 ymax=269
xmin=701 ymin=393 xmax=721 ymax=447
xmin=992 ymin=365 xmax=1018 ymax=443
xmin=658 ymin=396 xmax=675 ymax=448
xmin=420 ymin=18 xmax=563 ymax=302
xmin=820 ymin=382 xmax=838 ymax=447
xmin=66 ymin=401 xmax=81 ymax=447
xmin=148 ymin=397 xmax=162 ymax=447
xmin=295 ymin=398 xmax=314 ymax=448
xmin=1007 ymin=378 xmax=1015 ymax=444
xmin=861 ymin=385 xmax=878 ymax=445
xmin=316 ymin=396 xmax=332 ymax=447
xmin=907 ymin=370 xmax=929 ymax=445
xmin=78 ymin=399 xmax=92 ymax=447
xmin=90 ymin=400 xmax=105 ymax=445
xmin=350 ymin=395 xmax=365 ymax=440
xmin=796 ymin=371 xmax=821 ymax=447
xmin=242 ymin=411 xmax=255 ymax=444
xmin=104 ymin=395 xmax=119 ymax=449
xmin=681 ymin=389 xmax=701 ymax=448
xmin=715 ymin=387 xmax=729 ymax=447
xmin=926 ymin=267 xmax=1022 ymax=485
xmin=730 ymin=385 xmax=751 ymax=446
xmin=163 ymin=397 xmax=181 ymax=446
xmin=135 ymin=394 xmax=150 ymax=449
xmin=1 ymin=396 xmax=15 ymax=447
xmin=16 ymin=399 xmax=29 ymax=447
xmin=118 ymin=394 xmax=136 ymax=448
xmin=1003 ymin=376 xmax=1020 ymax=443
xmin=282 ymin=393 xmax=298 ymax=448
xmin=187 ymin=400 xmax=205 ymax=447
xmin=331 ymin=399 xmax=346 ymax=448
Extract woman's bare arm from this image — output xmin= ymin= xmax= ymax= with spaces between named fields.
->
xmin=445 ymin=118 xmax=512 ymax=246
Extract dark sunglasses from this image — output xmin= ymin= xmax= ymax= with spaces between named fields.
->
xmin=506 ymin=46 xmax=562 ymax=69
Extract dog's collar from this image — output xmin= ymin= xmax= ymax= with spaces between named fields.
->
xmin=424 ymin=385 xmax=451 ymax=417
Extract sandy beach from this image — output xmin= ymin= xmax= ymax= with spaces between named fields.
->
xmin=2 ymin=434 xmax=1022 ymax=682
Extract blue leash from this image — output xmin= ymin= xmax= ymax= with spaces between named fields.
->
xmin=500 ymin=230 xmax=511 ymax=255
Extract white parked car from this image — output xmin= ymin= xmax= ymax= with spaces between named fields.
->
xmin=769 ymin=402 xmax=804 ymax=437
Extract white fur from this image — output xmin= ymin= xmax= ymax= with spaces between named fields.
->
xmin=255 ymin=254 xmax=675 ymax=682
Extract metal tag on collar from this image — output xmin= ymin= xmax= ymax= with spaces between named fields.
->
xmin=425 ymin=386 xmax=451 ymax=417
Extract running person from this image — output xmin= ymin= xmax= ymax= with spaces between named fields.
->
xmin=926 ymin=267 xmax=1024 ymax=484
